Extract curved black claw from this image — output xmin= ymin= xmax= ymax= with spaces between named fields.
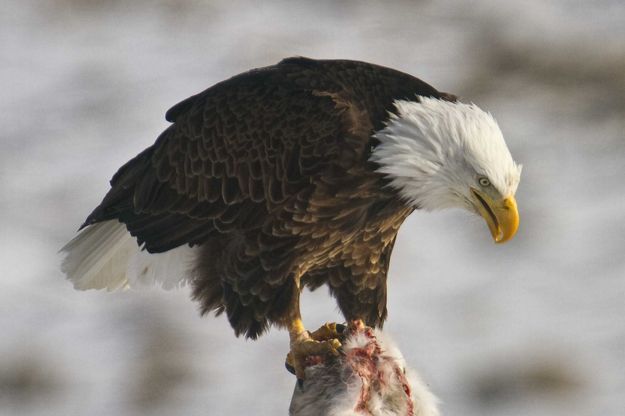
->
xmin=285 ymin=360 xmax=296 ymax=375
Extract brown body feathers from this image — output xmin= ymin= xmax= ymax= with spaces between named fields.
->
xmin=83 ymin=57 xmax=454 ymax=338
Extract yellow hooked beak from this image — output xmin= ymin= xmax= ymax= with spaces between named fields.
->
xmin=470 ymin=188 xmax=519 ymax=243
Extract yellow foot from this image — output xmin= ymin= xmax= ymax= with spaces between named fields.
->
xmin=347 ymin=318 xmax=365 ymax=331
xmin=309 ymin=322 xmax=346 ymax=341
xmin=285 ymin=323 xmax=343 ymax=382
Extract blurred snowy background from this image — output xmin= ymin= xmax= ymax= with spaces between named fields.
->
xmin=2 ymin=0 xmax=624 ymax=415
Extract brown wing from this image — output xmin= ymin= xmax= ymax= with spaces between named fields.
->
xmin=83 ymin=63 xmax=357 ymax=252
xmin=83 ymin=57 xmax=449 ymax=253
xmin=81 ymin=58 xmax=450 ymax=338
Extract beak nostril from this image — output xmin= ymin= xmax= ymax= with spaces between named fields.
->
xmin=502 ymin=197 xmax=514 ymax=209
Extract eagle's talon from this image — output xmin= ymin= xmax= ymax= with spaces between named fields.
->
xmin=348 ymin=318 xmax=365 ymax=332
xmin=286 ymin=333 xmax=342 ymax=380
xmin=285 ymin=356 xmax=296 ymax=375
xmin=309 ymin=322 xmax=346 ymax=342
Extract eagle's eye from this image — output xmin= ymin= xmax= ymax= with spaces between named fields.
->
xmin=478 ymin=176 xmax=491 ymax=187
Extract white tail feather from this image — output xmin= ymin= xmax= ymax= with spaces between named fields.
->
xmin=60 ymin=221 xmax=197 ymax=291
xmin=127 ymin=242 xmax=197 ymax=290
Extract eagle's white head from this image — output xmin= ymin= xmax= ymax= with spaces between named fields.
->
xmin=370 ymin=97 xmax=522 ymax=243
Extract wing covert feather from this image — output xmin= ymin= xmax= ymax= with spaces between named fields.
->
xmin=85 ymin=60 xmax=374 ymax=253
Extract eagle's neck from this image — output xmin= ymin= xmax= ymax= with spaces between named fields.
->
xmin=369 ymin=98 xmax=466 ymax=211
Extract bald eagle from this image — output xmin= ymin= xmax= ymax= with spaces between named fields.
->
xmin=62 ymin=57 xmax=521 ymax=380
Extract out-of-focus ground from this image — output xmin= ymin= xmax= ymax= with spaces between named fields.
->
xmin=1 ymin=1 xmax=624 ymax=415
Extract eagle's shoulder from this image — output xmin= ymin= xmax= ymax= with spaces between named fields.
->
xmin=165 ymin=57 xmax=455 ymax=126
xmin=84 ymin=58 xmax=452 ymax=253
xmin=164 ymin=57 xmax=340 ymax=123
